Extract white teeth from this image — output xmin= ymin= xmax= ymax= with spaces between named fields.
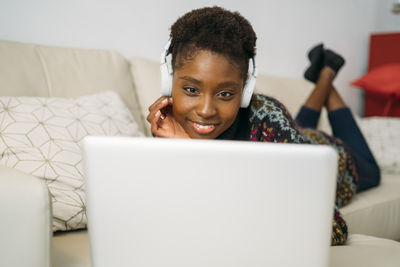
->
xmin=195 ymin=123 xmax=214 ymax=129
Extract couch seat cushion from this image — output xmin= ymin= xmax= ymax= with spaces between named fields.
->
xmin=330 ymin=234 xmax=400 ymax=267
xmin=53 ymin=230 xmax=91 ymax=267
xmin=340 ymin=173 xmax=400 ymax=240
xmin=53 ymin=231 xmax=400 ymax=267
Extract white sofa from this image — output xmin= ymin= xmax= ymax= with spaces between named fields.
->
xmin=0 ymin=40 xmax=400 ymax=267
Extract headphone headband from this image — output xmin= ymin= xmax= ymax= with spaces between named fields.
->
xmin=160 ymin=39 xmax=171 ymax=65
xmin=160 ymin=40 xmax=257 ymax=108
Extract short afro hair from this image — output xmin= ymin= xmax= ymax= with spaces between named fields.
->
xmin=168 ymin=6 xmax=257 ymax=84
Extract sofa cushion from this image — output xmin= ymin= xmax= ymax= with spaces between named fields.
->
xmin=53 ymin=230 xmax=91 ymax=267
xmin=0 ymin=41 xmax=49 ymax=97
xmin=351 ymin=64 xmax=400 ymax=99
xmin=340 ymin=173 xmax=400 ymax=241
xmin=52 ymin=231 xmax=400 ymax=267
xmin=129 ymin=56 xmax=162 ymax=136
xmin=0 ymin=91 xmax=142 ymax=231
xmin=0 ymin=166 xmax=52 ymax=267
xmin=330 ymin=234 xmax=400 ymax=267
xmin=0 ymin=40 xmax=146 ymax=135
xmin=358 ymin=117 xmax=400 ymax=174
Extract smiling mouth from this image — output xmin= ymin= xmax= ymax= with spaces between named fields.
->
xmin=189 ymin=121 xmax=217 ymax=135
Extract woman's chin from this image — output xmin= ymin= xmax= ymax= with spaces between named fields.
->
xmin=185 ymin=128 xmax=221 ymax=139
xmin=187 ymin=131 xmax=218 ymax=139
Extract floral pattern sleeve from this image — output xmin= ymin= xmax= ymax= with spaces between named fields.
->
xmin=248 ymin=94 xmax=304 ymax=144
xmin=332 ymin=209 xmax=348 ymax=245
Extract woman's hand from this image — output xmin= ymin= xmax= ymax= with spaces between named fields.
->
xmin=147 ymin=97 xmax=190 ymax=138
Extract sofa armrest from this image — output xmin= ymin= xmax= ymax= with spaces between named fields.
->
xmin=0 ymin=165 xmax=52 ymax=267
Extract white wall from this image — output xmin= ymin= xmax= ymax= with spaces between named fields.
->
xmin=0 ymin=0 xmax=399 ymax=115
xmin=374 ymin=0 xmax=400 ymax=31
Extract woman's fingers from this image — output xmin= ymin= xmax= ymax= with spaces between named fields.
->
xmin=148 ymin=96 xmax=171 ymax=112
xmin=148 ymin=96 xmax=166 ymax=111
xmin=151 ymin=109 xmax=167 ymax=137
xmin=147 ymin=96 xmax=177 ymax=138
xmin=147 ymin=97 xmax=171 ymax=123
xmin=150 ymin=115 xmax=160 ymax=136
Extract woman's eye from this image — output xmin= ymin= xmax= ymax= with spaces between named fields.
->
xmin=184 ymin=87 xmax=198 ymax=94
xmin=219 ymin=91 xmax=234 ymax=98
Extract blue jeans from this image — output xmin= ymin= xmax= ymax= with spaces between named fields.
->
xmin=295 ymin=106 xmax=381 ymax=192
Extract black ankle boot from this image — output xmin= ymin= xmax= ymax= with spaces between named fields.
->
xmin=304 ymin=43 xmax=324 ymax=83
xmin=324 ymin=49 xmax=345 ymax=74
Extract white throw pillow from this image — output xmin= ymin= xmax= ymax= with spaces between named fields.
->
xmin=359 ymin=117 xmax=400 ymax=174
xmin=0 ymin=91 xmax=142 ymax=231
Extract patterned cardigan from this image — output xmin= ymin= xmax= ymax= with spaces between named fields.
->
xmin=218 ymin=94 xmax=355 ymax=246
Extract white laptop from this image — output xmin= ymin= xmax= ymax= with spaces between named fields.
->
xmin=83 ymin=136 xmax=337 ymax=267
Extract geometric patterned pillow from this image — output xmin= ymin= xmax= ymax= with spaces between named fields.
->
xmin=359 ymin=117 xmax=400 ymax=175
xmin=0 ymin=91 xmax=142 ymax=231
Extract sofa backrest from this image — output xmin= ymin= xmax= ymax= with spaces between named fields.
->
xmin=0 ymin=40 xmax=147 ymax=135
xmin=129 ymin=56 xmax=162 ymax=135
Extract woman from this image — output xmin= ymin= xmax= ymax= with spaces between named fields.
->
xmin=147 ymin=6 xmax=380 ymax=246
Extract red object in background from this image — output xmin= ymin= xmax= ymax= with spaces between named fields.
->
xmin=364 ymin=32 xmax=400 ymax=117
xmin=365 ymin=92 xmax=400 ymax=117
xmin=352 ymin=64 xmax=400 ymax=116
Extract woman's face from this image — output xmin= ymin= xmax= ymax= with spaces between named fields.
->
xmin=171 ymin=50 xmax=244 ymax=139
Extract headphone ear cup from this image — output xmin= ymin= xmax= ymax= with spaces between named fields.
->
xmin=160 ymin=62 xmax=173 ymax=96
xmin=240 ymin=56 xmax=257 ymax=108
xmin=240 ymin=75 xmax=256 ymax=108
xmin=160 ymin=39 xmax=173 ymax=96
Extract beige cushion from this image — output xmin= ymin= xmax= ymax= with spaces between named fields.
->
xmin=129 ymin=56 xmax=162 ymax=136
xmin=0 ymin=40 xmax=49 ymax=96
xmin=340 ymin=173 xmax=400 ymax=241
xmin=0 ymin=40 xmax=146 ymax=135
xmin=53 ymin=230 xmax=91 ymax=267
xmin=330 ymin=234 xmax=400 ymax=267
xmin=0 ymin=165 xmax=52 ymax=267
xmin=52 ymin=231 xmax=400 ymax=267
xmin=358 ymin=117 xmax=400 ymax=174
xmin=0 ymin=91 xmax=142 ymax=231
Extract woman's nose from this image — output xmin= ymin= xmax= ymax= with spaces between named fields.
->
xmin=196 ymin=95 xmax=217 ymax=118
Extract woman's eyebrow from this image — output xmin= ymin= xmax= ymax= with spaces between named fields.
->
xmin=179 ymin=76 xmax=202 ymax=85
xmin=179 ymin=76 xmax=240 ymax=89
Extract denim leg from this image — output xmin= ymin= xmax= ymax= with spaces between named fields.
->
xmin=328 ymin=107 xmax=381 ymax=192
xmin=295 ymin=106 xmax=321 ymax=129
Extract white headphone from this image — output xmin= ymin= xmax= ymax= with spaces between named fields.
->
xmin=160 ymin=39 xmax=258 ymax=108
